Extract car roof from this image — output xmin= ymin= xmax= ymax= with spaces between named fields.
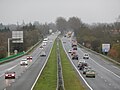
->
xmin=5 ymin=72 xmax=15 ymax=73
xmin=21 ymin=59 xmax=27 ymax=60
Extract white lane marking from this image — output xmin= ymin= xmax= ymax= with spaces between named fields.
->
xmin=79 ymin=48 xmax=120 ymax=79
xmin=0 ymin=73 xmax=4 ymax=77
xmin=90 ymin=58 xmax=120 ymax=79
xmin=112 ymin=66 xmax=120 ymax=70
xmin=31 ymin=38 xmax=56 ymax=90
xmin=0 ymin=64 xmax=19 ymax=77
xmin=62 ymin=40 xmax=93 ymax=90
xmin=6 ymin=64 xmax=19 ymax=71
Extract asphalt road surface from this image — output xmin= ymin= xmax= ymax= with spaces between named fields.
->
xmin=0 ymin=33 xmax=58 ymax=90
xmin=62 ymin=37 xmax=120 ymax=90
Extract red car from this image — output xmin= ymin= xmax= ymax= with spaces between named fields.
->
xmin=5 ymin=72 xmax=15 ymax=79
xmin=27 ymin=56 xmax=32 ymax=61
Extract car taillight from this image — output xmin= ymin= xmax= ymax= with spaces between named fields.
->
xmin=12 ymin=74 xmax=15 ymax=76
xmin=5 ymin=74 xmax=8 ymax=76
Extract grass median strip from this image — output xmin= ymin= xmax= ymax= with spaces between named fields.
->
xmin=33 ymin=40 xmax=57 ymax=90
xmin=59 ymin=40 xmax=85 ymax=90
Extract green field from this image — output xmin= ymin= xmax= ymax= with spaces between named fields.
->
xmin=59 ymin=39 xmax=85 ymax=90
xmin=33 ymin=40 xmax=57 ymax=90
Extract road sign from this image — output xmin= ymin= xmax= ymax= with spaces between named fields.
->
xmin=102 ymin=44 xmax=110 ymax=52
xmin=12 ymin=31 xmax=23 ymax=43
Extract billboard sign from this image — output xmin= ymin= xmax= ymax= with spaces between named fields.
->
xmin=12 ymin=31 xmax=23 ymax=43
xmin=102 ymin=44 xmax=110 ymax=52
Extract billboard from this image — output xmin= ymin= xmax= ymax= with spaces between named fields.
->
xmin=102 ymin=44 xmax=110 ymax=52
xmin=12 ymin=31 xmax=23 ymax=43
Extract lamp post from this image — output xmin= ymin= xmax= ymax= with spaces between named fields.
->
xmin=8 ymin=38 xmax=21 ymax=57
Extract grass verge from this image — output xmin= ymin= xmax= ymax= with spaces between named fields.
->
xmin=33 ymin=40 xmax=57 ymax=90
xmin=59 ymin=39 xmax=85 ymax=90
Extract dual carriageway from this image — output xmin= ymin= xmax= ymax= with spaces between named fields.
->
xmin=0 ymin=33 xmax=120 ymax=90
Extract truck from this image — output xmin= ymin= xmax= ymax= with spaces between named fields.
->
xmin=71 ymin=50 xmax=78 ymax=60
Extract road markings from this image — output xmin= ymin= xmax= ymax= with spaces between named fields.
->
xmin=31 ymin=38 xmax=56 ymax=90
xmin=112 ymin=66 xmax=120 ymax=70
xmin=0 ymin=64 xmax=19 ymax=78
xmin=62 ymin=40 xmax=93 ymax=90
xmin=0 ymin=73 xmax=4 ymax=77
xmin=90 ymin=58 xmax=120 ymax=79
xmin=79 ymin=47 xmax=120 ymax=79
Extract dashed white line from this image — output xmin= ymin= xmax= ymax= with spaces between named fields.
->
xmin=90 ymin=58 xmax=120 ymax=79
xmin=0 ymin=64 xmax=19 ymax=78
xmin=62 ymin=40 xmax=93 ymax=90
xmin=79 ymin=45 xmax=120 ymax=79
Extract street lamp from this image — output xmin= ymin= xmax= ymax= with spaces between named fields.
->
xmin=8 ymin=38 xmax=21 ymax=57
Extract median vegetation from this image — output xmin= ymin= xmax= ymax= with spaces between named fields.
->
xmin=33 ymin=40 xmax=57 ymax=90
xmin=59 ymin=39 xmax=85 ymax=90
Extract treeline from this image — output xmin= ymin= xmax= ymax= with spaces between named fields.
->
xmin=56 ymin=17 xmax=120 ymax=62
xmin=0 ymin=22 xmax=57 ymax=59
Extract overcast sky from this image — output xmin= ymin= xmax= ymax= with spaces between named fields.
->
xmin=0 ymin=0 xmax=120 ymax=24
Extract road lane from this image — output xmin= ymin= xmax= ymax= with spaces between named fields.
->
xmin=62 ymin=37 xmax=120 ymax=90
xmin=0 ymin=34 xmax=58 ymax=90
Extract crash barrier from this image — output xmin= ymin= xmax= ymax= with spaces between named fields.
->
xmin=56 ymin=38 xmax=65 ymax=90
xmin=0 ymin=39 xmax=42 ymax=64
xmin=0 ymin=52 xmax=24 ymax=63
xmin=78 ymin=43 xmax=120 ymax=65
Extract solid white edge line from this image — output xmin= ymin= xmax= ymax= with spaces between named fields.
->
xmin=90 ymin=58 xmax=120 ymax=79
xmin=61 ymin=38 xmax=93 ymax=90
xmin=31 ymin=36 xmax=57 ymax=90
xmin=79 ymin=47 xmax=120 ymax=79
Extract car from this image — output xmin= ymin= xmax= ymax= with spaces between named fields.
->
xmin=73 ymin=47 xmax=77 ymax=50
xmin=83 ymin=66 xmax=91 ymax=74
xmin=68 ymin=49 xmax=72 ymax=53
xmin=77 ymin=59 xmax=85 ymax=67
xmin=20 ymin=59 xmax=28 ymax=66
xmin=83 ymin=53 xmax=89 ymax=59
xmin=40 ymin=45 xmax=44 ymax=49
xmin=27 ymin=56 xmax=32 ymax=61
xmin=40 ymin=51 xmax=46 ymax=57
xmin=5 ymin=72 xmax=15 ymax=79
xmin=71 ymin=50 xmax=77 ymax=56
xmin=86 ymin=69 xmax=95 ymax=78
xmin=63 ymin=41 xmax=66 ymax=43
xmin=78 ymin=62 xmax=88 ymax=70
xmin=72 ymin=54 xmax=78 ymax=60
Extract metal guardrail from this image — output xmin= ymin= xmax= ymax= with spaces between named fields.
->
xmin=78 ymin=43 xmax=120 ymax=65
xmin=0 ymin=39 xmax=43 ymax=64
xmin=56 ymin=38 xmax=65 ymax=90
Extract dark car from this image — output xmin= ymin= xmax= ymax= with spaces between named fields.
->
xmin=72 ymin=54 xmax=78 ymax=60
xmin=40 ymin=51 xmax=46 ymax=57
xmin=78 ymin=62 xmax=88 ymax=70
xmin=5 ymin=72 xmax=15 ymax=79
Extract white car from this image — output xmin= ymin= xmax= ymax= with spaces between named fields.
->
xmin=83 ymin=53 xmax=89 ymax=59
xmin=68 ymin=49 xmax=72 ymax=53
xmin=20 ymin=59 xmax=28 ymax=65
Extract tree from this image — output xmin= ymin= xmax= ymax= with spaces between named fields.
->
xmin=56 ymin=17 xmax=67 ymax=34
xmin=68 ymin=17 xmax=82 ymax=31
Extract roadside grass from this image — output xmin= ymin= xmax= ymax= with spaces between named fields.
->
xmin=59 ymin=40 xmax=85 ymax=90
xmin=33 ymin=40 xmax=57 ymax=90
